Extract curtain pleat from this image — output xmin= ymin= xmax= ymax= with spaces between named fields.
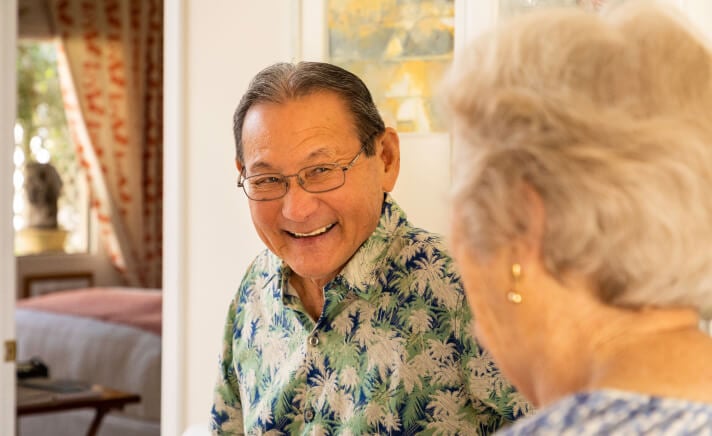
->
xmin=50 ymin=0 xmax=163 ymax=288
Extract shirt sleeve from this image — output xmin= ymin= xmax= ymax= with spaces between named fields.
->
xmin=210 ymin=296 xmax=245 ymax=435
xmin=455 ymin=289 xmax=534 ymax=432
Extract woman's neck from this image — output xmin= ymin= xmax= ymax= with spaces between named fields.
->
xmin=532 ymin=305 xmax=712 ymax=407
xmin=587 ymin=309 xmax=712 ymax=402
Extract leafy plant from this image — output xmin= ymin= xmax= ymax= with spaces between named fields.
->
xmin=16 ymin=40 xmax=73 ymax=165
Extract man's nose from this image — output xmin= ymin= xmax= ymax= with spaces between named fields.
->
xmin=280 ymin=177 xmax=318 ymax=222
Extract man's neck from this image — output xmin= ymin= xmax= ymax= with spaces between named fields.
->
xmin=289 ymin=274 xmax=329 ymax=322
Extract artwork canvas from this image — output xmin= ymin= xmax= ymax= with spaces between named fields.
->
xmin=499 ymin=0 xmax=610 ymax=19
xmin=327 ymin=0 xmax=454 ymax=133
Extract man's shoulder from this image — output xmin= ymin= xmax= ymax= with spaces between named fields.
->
xmin=237 ymin=249 xmax=283 ymax=291
xmin=380 ymin=196 xmax=450 ymax=253
xmin=245 ymin=248 xmax=281 ymax=272
xmin=380 ymin=223 xmax=465 ymax=300
xmin=389 ymin=223 xmax=453 ymax=262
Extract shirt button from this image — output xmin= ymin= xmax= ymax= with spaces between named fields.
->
xmin=308 ymin=335 xmax=319 ymax=346
xmin=304 ymin=409 xmax=315 ymax=421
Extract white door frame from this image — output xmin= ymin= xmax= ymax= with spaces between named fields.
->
xmin=0 ymin=0 xmax=18 ymax=434
xmin=162 ymin=0 xmax=188 ymax=433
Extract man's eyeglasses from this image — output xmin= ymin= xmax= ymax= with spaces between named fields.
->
xmin=237 ymin=145 xmax=366 ymax=201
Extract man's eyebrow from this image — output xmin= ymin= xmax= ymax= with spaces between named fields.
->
xmin=247 ymin=147 xmax=337 ymax=174
xmin=303 ymin=147 xmax=334 ymax=161
xmin=247 ymin=161 xmax=277 ymax=174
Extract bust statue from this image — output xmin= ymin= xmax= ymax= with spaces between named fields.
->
xmin=24 ymin=162 xmax=63 ymax=229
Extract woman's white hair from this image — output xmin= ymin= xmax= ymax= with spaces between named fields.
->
xmin=443 ymin=1 xmax=712 ymax=315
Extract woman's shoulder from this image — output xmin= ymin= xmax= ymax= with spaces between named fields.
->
xmin=499 ymin=389 xmax=712 ymax=435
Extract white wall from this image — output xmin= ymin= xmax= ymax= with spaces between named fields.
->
xmin=169 ymin=0 xmax=712 ymax=434
xmin=684 ymin=0 xmax=712 ymax=41
xmin=171 ymin=4 xmax=454 ymax=432
xmin=179 ymin=0 xmax=294 ymax=430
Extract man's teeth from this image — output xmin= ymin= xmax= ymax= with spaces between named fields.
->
xmin=291 ymin=224 xmax=334 ymax=238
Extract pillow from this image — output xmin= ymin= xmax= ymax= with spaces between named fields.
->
xmin=17 ymin=287 xmax=162 ymax=335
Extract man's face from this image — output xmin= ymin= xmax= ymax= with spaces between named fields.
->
xmin=238 ymin=91 xmax=399 ymax=287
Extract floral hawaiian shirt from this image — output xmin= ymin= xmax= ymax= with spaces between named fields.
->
xmin=498 ymin=389 xmax=712 ymax=435
xmin=211 ymin=195 xmax=530 ymax=435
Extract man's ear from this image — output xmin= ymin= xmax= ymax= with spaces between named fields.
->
xmin=378 ymin=127 xmax=400 ymax=192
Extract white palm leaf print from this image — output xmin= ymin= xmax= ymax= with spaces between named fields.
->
xmin=469 ymin=374 xmax=498 ymax=400
xmin=430 ymin=275 xmax=460 ymax=310
xmin=255 ymin=398 xmax=275 ymax=427
xmin=382 ymin=411 xmax=402 ymax=433
xmin=311 ymin=424 xmax=329 ymax=436
xmin=306 ymin=354 xmax=328 ymax=378
xmin=380 ymin=208 xmax=401 ymax=232
xmin=400 ymin=358 xmax=424 ymax=394
xmin=410 ymin=256 xmax=448 ymax=296
xmin=510 ymin=391 xmax=533 ymax=416
xmin=408 ymin=309 xmax=431 ymax=334
xmin=291 ymin=385 xmax=308 ymax=410
xmin=260 ymin=331 xmax=292 ymax=373
xmin=352 ymin=306 xmax=377 ymax=347
xmin=271 ymin=354 xmax=297 ymax=388
xmin=221 ymin=419 xmax=247 ymax=435
xmin=431 ymin=360 xmax=462 ymax=386
xmin=339 ymin=366 xmax=360 ymax=391
xmin=364 ymin=402 xmax=386 ymax=427
xmin=426 ymin=338 xmax=457 ymax=363
xmin=312 ymin=371 xmax=339 ymax=410
xmin=331 ymin=312 xmax=354 ymax=336
xmin=327 ymin=389 xmax=355 ymax=420
xmin=342 ymin=238 xmax=387 ymax=287
xmin=426 ymin=391 xmax=470 ymax=433
xmin=395 ymin=242 xmax=423 ymax=265
xmin=467 ymin=353 xmax=497 ymax=376
xmin=405 ymin=352 xmax=439 ymax=392
xmin=367 ymin=329 xmax=407 ymax=379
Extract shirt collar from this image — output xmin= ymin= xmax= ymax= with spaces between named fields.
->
xmin=336 ymin=193 xmax=407 ymax=298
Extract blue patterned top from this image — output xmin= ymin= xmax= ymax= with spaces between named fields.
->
xmin=211 ymin=195 xmax=530 ymax=435
xmin=498 ymin=389 xmax=712 ymax=435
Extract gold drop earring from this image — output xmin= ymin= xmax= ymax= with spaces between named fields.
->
xmin=507 ymin=263 xmax=523 ymax=304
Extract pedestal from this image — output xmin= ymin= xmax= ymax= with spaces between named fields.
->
xmin=15 ymin=228 xmax=69 ymax=255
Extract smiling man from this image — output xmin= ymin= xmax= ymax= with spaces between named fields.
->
xmin=210 ymin=62 xmax=529 ymax=435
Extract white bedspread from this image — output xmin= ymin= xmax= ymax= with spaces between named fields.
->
xmin=16 ymin=308 xmax=161 ymax=436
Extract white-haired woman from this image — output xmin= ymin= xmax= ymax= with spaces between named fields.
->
xmin=443 ymin=1 xmax=712 ymax=433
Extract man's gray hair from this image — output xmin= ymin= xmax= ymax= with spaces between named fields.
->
xmin=233 ymin=61 xmax=385 ymax=164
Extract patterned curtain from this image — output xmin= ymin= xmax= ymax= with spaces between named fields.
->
xmin=49 ymin=0 xmax=163 ymax=288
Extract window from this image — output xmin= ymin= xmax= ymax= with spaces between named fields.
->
xmin=14 ymin=39 xmax=89 ymax=256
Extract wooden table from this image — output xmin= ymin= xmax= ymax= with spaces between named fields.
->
xmin=17 ymin=384 xmax=141 ymax=436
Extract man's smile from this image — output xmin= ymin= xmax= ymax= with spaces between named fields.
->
xmin=286 ymin=223 xmax=336 ymax=239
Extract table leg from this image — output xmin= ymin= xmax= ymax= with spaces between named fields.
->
xmin=86 ymin=407 xmax=108 ymax=436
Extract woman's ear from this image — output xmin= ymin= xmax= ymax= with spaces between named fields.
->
xmin=378 ymin=127 xmax=400 ymax=192
xmin=516 ymin=183 xmax=547 ymax=265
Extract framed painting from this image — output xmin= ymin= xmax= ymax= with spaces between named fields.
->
xmin=22 ymin=272 xmax=93 ymax=299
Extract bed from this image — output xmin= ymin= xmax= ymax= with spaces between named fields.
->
xmin=15 ymin=287 xmax=162 ymax=436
